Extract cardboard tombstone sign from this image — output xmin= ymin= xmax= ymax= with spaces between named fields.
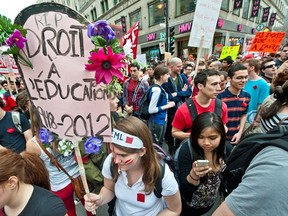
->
xmin=14 ymin=3 xmax=111 ymax=142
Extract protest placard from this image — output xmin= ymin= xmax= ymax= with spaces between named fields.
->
xmin=0 ymin=54 xmax=18 ymax=74
xmin=14 ymin=3 xmax=111 ymax=142
xmin=249 ymin=32 xmax=286 ymax=53
xmin=219 ymin=46 xmax=240 ymax=60
xmin=188 ymin=0 xmax=222 ymax=48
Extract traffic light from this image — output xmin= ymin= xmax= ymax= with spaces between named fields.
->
xmin=169 ymin=26 xmax=175 ymax=55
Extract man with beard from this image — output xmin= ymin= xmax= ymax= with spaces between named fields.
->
xmin=162 ymin=57 xmax=192 ymax=155
xmin=123 ymin=63 xmax=149 ymax=118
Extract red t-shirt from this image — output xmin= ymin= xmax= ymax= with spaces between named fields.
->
xmin=127 ymin=79 xmax=138 ymax=106
xmin=172 ymin=97 xmax=228 ymax=132
xmin=2 ymin=95 xmax=17 ymax=111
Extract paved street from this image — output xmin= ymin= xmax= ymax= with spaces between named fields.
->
xmin=76 ymin=203 xmax=108 ymax=216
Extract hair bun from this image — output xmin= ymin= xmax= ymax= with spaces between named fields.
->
xmin=274 ymin=82 xmax=288 ymax=103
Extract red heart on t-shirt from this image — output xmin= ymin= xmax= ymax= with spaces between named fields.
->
xmin=241 ymin=102 xmax=248 ymax=108
xmin=7 ymin=128 xmax=15 ymax=134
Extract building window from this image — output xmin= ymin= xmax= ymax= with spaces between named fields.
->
xmin=113 ymin=0 xmax=122 ymax=5
xmin=101 ymin=0 xmax=109 ymax=13
xmin=91 ymin=7 xmax=97 ymax=21
xmin=148 ymin=1 xmax=164 ymax=26
xmin=242 ymin=0 xmax=250 ymax=19
xmin=221 ymin=0 xmax=229 ymax=11
xmin=115 ymin=19 xmax=121 ymax=26
xmin=255 ymin=6 xmax=262 ymax=24
xmin=130 ymin=9 xmax=142 ymax=29
xmin=176 ymin=0 xmax=196 ymax=16
xmin=233 ymin=8 xmax=240 ymax=16
xmin=249 ymin=16 xmax=255 ymax=22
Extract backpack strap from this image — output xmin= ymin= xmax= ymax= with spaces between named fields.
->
xmin=214 ymin=98 xmax=222 ymax=118
xmin=132 ymin=79 xmax=142 ymax=104
xmin=187 ymin=138 xmax=193 ymax=159
xmin=186 ymin=98 xmax=197 ymax=121
xmin=11 ymin=112 xmax=22 ymax=133
xmin=154 ymin=163 xmax=165 ymax=198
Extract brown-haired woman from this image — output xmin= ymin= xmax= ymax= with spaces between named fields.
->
xmin=15 ymin=90 xmax=30 ymax=120
xmin=26 ymin=105 xmax=93 ymax=216
xmin=0 ymin=149 xmax=67 ymax=216
xmin=260 ymin=79 xmax=288 ymax=132
xmin=148 ymin=66 xmax=175 ymax=146
xmin=84 ymin=116 xmax=181 ymax=215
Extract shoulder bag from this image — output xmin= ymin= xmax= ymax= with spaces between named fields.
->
xmin=36 ymin=137 xmax=85 ymax=200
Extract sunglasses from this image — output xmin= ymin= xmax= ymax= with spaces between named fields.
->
xmin=264 ymin=64 xmax=276 ymax=69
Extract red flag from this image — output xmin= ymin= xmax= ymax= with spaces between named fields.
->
xmin=123 ymin=22 xmax=139 ymax=59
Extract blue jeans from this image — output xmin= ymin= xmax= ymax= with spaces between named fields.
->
xmin=148 ymin=120 xmax=167 ymax=147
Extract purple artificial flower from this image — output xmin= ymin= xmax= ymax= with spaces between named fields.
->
xmin=5 ymin=29 xmax=27 ymax=49
xmin=39 ymin=127 xmax=54 ymax=144
xmin=87 ymin=20 xmax=115 ymax=41
xmin=84 ymin=136 xmax=103 ymax=154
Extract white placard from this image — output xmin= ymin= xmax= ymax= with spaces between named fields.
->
xmin=136 ymin=54 xmax=147 ymax=66
xmin=159 ymin=42 xmax=165 ymax=54
xmin=15 ymin=3 xmax=112 ymax=142
xmin=188 ymin=0 xmax=222 ymax=48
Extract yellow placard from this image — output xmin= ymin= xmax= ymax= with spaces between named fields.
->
xmin=219 ymin=46 xmax=240 ymax=60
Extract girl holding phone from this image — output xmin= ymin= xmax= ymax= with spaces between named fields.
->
xmin=178 ymin=112 xmax=226 ymax=216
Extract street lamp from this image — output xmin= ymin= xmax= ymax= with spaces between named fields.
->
xmin=164 ymin=0 xmax=169 ymax=52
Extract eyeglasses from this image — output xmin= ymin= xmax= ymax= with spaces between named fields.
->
xmin=264 ymin=64 xmax=276 ymax=69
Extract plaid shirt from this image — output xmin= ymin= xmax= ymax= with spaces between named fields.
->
xmin=123 ymin=78 xmax=149 ymax=111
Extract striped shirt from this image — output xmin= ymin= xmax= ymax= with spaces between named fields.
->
xmin=260 ymin=113 xmax=288 ymax=133
xmin=218 ymin=88 xmax=251 ymax=140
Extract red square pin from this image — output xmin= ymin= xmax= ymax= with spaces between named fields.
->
xmin=126 ymin=136 xmax=133 ymax=144
xmin=137 ymin=193 xmax=145 ymax=203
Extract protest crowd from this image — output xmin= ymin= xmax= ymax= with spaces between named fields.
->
xmin=1 ymin=3 xmax=288 ymax=216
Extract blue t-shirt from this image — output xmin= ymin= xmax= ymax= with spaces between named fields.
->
xmin=0 ymin=112 xmax=30 ymax=152
xmin=243 ymin=78 xmax=269 ymax=123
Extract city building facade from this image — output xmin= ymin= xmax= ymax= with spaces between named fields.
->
xmin=37 ymin=0 xmax=288 ymax=62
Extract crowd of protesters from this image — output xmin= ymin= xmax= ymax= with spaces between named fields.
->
xmin=1 ymin=43 xmax=288 ymax=216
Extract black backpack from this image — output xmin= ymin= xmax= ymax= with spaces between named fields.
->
xmin=220 ymin=125 xmax=288 ymax=197
xmin=173 ymin=138 xmax=192 ymax=184
xmin=138 ymin=84 xmax=165 ymax=120
xmin=186 ymin=97 xmax=222 ymax=122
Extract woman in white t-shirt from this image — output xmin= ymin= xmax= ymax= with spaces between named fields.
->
xmin=84 ymin=116 xmax=181 ymax=216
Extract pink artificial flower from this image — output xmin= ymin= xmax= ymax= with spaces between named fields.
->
xmin=85 ymin=46 xmax=126 ymax=84
xmin=5 ymin=29 xmax=27 ymax=49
